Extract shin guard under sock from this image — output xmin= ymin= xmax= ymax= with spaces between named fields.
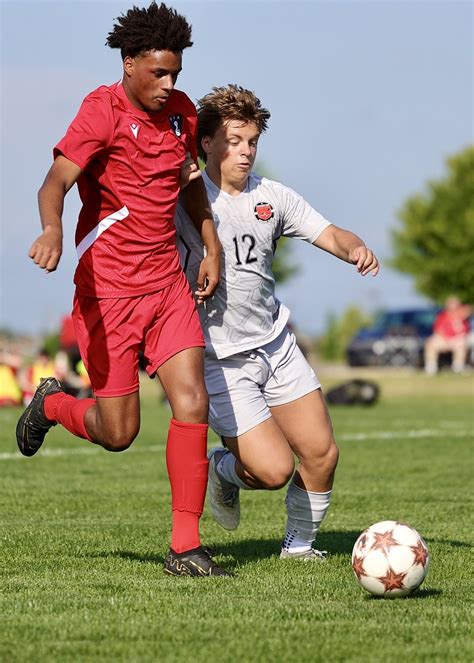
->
xmin=166 ymin=418 xmax=208 ymax=553
xmin=44 ymin=393 xmax=95 ymax=441
xmin=282 ymin=479 xmax=332 ymax=552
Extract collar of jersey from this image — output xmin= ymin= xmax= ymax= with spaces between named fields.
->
xmin=114 ymin=80 xmax=173 ymax=121
xmin=202 ymin=169 xmax=252 ymax=198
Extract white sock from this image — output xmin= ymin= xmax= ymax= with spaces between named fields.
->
xmin=282 ymin=479 xmax=332 ymax=553
xmin=216 ymin=450 xmax=251 ymax=490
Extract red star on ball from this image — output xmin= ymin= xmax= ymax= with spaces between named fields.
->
xmin=380 ymin=567 xmax=407 ymax=591
xmin=410 ymin=540 xmax=428 ymax=566
xmin=372 ymin=530 xmax=398 ymax=552
xmin=352 ymin=555 xmax=366 ymax=579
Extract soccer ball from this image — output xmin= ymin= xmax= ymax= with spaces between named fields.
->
xmin=352 ymin=520 xmax=429 ymax=598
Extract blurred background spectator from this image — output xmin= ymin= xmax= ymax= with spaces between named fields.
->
xmin=59 ymin=315 xmax=82 ymax=376
xmin=20 ymin=347 xmax=59 ymax=405
xmin=424 ymin=297 xmax=472 ymax=375
xmin=0 ymin=349 xmax=23 ymax=407
xmin=0 ymin=318 xmax=93 ymax=407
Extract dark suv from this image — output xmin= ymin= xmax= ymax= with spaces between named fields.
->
xmin=347 ymin=308 xmax=441 ymax=367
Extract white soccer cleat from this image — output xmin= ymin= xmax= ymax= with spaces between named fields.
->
xmin=207 ymin=447 xmax=241 ymax=530
xmin=279 ymin=548 xmax=328 ymax=561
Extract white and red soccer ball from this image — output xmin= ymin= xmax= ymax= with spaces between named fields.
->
xmin=352 ymin=521 xmax=429 ymax=597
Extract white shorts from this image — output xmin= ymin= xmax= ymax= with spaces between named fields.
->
xmin=205 ymin=327 xmax=321 ymax=437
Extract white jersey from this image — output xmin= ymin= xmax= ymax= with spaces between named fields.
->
xmin=175 ymin=170 xmax=331 ymax=358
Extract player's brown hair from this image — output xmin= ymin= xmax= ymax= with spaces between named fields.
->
xmin=106 ymin=2 xmax=192 ymax=59
xmin=197 ymin=85 xmax=271 ymax=162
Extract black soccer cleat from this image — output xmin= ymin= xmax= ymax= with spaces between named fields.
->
xmin=16 ymin=377 xmax=64 ymax=457
xmin=163 ymin=546 xmax=233 ymax=577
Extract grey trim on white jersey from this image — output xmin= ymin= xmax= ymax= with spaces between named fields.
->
xmin=175 ymin=170 xmax=331 ymax=358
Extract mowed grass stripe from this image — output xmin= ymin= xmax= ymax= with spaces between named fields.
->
xmin=1 ymin=428 xmax=471 ymax=462
xmin=1 ymin=372 xmax=473 ymax=662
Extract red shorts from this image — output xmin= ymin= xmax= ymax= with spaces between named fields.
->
xmin=72 ymin=271 xmax=204 ymax=397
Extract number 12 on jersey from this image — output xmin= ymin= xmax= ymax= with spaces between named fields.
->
xmin=232 ymin=234 xmax=258 ymax=265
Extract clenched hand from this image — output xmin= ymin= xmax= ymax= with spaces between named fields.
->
xmin=348 ymin=246 xmax=379 ymax=277
xmin=28 ymin=227 xmax=63 ymax=273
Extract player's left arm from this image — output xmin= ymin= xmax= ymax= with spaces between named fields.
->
xmin=180 ymin=175 xmax=222 ymax=303
xmin=313 ymin=225 xmax=380 ymax=276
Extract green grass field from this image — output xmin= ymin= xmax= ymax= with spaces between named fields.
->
xmin=1 ymin=369 xmax=473 ymax=662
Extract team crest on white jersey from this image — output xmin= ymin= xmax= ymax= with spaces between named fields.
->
xmin=254 ymin=202 xmax=274 ymax=221
xmin=129 ymin=123 xmax=140 ymax=139
xmin=169 ymin=114 xmax=183 ymax=137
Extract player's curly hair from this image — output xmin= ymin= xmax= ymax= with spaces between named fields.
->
xmin=106 ymin=2 xmax=193 ymax=59
xmin=197 ymin=85 xmax=271 ymax=162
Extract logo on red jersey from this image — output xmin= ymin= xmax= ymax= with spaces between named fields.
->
xmin=129 ymin=123 xmax=140 ymax=139
xmin=169 ymin=114 xmax=183 ymax=137
xmin=254 ymin=202 xmax=274 ymax=221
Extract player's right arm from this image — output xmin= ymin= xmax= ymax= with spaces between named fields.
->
xmin=30 ymin=156 xmax=82 ymax=272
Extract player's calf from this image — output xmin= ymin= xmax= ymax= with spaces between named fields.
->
xmin=91 ymin=401 xmax=140 ymax=451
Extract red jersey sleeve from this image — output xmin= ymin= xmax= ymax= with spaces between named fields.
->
xmin=185 ymin=111 xmax=198 ymax=162
xmin=54 ymin=87 xmax=114 ymax=170
xmin=173 ymin=90 xmax=198 ymax=162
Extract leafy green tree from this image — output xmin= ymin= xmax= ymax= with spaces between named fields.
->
xmin=319 ymin=306 xmax=373 ymax=361
xmin=391 ymin=145 xmax=474 ymax=303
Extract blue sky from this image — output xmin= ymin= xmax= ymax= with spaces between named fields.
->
xmin=1 ymin=0 xmax=472 ymax=336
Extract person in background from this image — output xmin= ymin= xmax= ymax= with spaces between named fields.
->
xmin=0 ymin=350 xmax=23 ymax=407
xmin=59 ymin=314 xmax=82 ymax=376
xmin=424 ymin=296 xmax=472 ymax=374
xmin=21 ymin=347 xmax=58 ymax=406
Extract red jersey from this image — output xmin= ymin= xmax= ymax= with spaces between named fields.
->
xmin=434 ymin=310 xmax=469 ymax=338
xmin=54 ymin=82 xmax=198 ymax=298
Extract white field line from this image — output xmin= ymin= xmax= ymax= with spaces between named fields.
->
xmin=339 ymin=429 xmax=472 ymax=441
xmin=0 ymin=429 xmax=472 ymax=461
xmin=0 ymin=444 xmax=165 ymax=461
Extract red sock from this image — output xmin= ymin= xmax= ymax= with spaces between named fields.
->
xmin=166 ymin=418 xmax=209 ymax=553
xmin=44 ymin=393 xmax=95 ymax=441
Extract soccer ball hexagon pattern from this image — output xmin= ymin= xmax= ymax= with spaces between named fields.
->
xmin=352 ymin=520 xmax=429 ymax=597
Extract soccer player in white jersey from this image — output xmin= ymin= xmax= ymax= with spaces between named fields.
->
xmin=175 ymin=85 xmax=379 ymax=560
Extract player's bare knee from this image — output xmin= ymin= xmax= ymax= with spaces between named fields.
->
xmin=302 ymin=437 xmax=339 ymax=474
xmin=100 ymin=426 xmax=139 ymax=452
xmin=320 ymin=439 xmax=339 ymax=474
xmin=176 ymin=386 xmax=209 ymax=422
xmin=102 ymin=436 xmax=135 ymax=452
xmin=322 ymin=439 xmax=339 ymax=472
xmin=258 ymin=461 xmax=294 ymax=490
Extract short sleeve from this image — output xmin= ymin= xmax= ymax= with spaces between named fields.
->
xmin=53 ymin=89 xmax=114 ymax=170
xmin=173 ymin=90 xmax=198 ymax=162
xmin=185 ymin=110 xmax=198 ymax=162
xmin=278 ymin=182 xmax=331 ymax=243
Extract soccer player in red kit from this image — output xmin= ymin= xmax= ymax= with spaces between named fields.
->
xmin=16 ymin=2 xmax=231 ymax=577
